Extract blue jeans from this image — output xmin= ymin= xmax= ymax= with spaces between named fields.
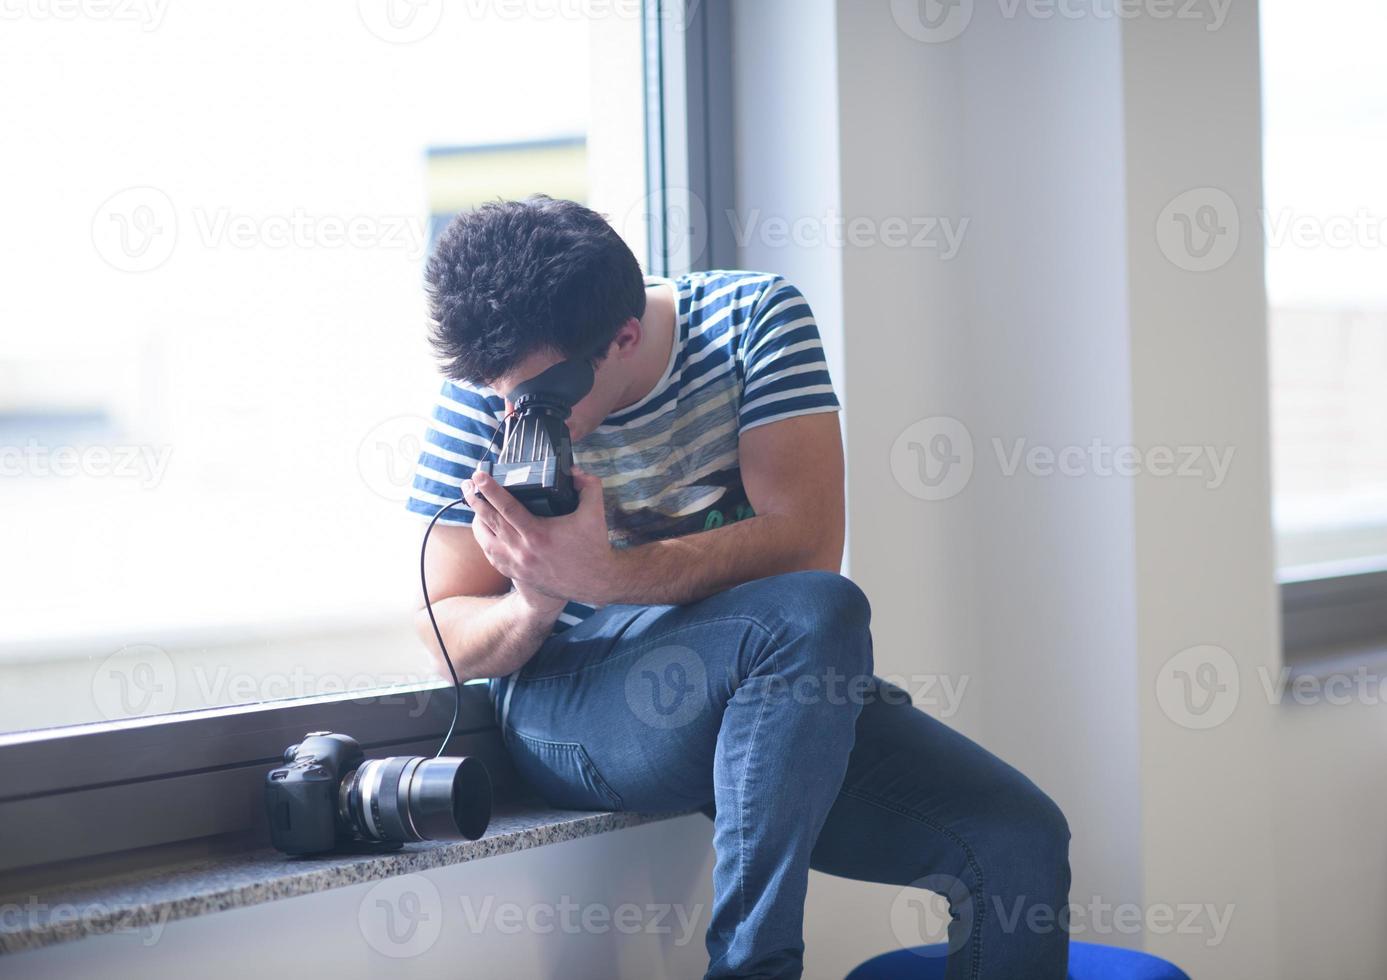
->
xmin=495 ymin=571 xmax=1071 ymax=979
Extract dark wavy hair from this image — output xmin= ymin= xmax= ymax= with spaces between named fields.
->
xmin=424 ymin=196 xmax=647 ymax=385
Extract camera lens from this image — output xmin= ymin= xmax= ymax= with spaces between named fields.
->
xmin=342 ymin=755 xmax=491 ymax=843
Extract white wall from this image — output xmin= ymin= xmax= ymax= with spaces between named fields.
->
xmin=1124 ymin=5 xmax=1387 ymax=978
xmin=734 ymin=1 xmax=1142 ymax=975
xmin=735 ymin=2 xmax=1387 ymax=979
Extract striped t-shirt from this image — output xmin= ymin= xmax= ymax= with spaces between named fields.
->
xmin=407 ymin=269 xmax=841 ymax=636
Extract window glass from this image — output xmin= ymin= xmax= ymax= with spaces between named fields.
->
xmin=0 ymin=2 xmax=648 ymax=732
xmin=1262 ymin=0 xmax=1387 ymax=575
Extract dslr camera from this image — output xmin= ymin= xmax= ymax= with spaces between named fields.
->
xmin=265 ymin=732 xmax=492 ymax=855
xmin=477 ymin=358 xmax=595 ymax=517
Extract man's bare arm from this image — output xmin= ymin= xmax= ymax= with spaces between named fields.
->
xmin=598 ymin=412 xmax=845 ymax=605
xmin=413 ymin=520 xmax=558 ymax=681
xmin=464 ymin=411 xmax=846 ymax=609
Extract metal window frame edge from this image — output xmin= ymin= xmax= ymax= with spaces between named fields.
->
xmin=0 ymin=680 xmax=512 ymax=875
xmin=644 ymin=0 xmax=735 ymax=277
xmin=1280 ymin=564 xmax=1387 ymax=665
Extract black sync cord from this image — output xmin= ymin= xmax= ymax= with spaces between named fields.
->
xmin=420 ymin=416 xmax=509 ymax=758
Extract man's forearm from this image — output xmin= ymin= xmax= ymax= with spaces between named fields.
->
xmin=587 ymin=513 xmax=840 ymax=607
xmin=414 ymin=590 xmax=562 ymax=682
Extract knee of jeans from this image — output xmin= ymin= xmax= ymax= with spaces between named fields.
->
xmin=982 ymin=779 xmax=1071 ymax=889
xmin=770 ymin=570 xmax=873 ymax=671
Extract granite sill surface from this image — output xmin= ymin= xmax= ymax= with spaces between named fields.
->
xmin=0 ymin=804 xmax=685 ymax=955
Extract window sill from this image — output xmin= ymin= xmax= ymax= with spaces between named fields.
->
xmin=0 ymin=803 xmax=688 ymax=956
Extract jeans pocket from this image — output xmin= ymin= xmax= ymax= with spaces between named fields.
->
xmin=506 ymin=731 xmax=624 ymax=812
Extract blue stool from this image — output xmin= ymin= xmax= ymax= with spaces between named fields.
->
xmin=846 ymin=941 xmax=1190 ymax=979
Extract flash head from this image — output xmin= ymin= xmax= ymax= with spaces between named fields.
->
xmin=477 ymin=357 xmax=597 ymax=517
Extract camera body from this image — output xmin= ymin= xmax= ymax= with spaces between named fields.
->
xmin=266 ymin=732 xmax=491 ymax=856
xmin=265 ymin=732 xmax=364 ymax=854
xmin=477 ymin=395 xmax=580 ymax=517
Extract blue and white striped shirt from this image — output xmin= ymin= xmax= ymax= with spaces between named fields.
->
xmin=407 ymin=270 xmax=840 ymax=636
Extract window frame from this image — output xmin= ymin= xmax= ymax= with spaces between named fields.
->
xmin=1280 ymin=564 xmax=1387 ymax=666
xmin=0 ymin=0 xmax=731 ymax=876
xmin=643 ymin=0 xmax=735 ymax=275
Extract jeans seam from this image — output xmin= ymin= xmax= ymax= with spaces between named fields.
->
xmin=839 ymin=786 xmax=988 ymax=980
xmin=507 ymin=730 xmax=624 ymax=811
xmin=734 ymin=642 xmax=779 ymax=951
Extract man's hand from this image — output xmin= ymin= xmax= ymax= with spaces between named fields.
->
xmin=463 ymin=467 xmax=615 ymax=606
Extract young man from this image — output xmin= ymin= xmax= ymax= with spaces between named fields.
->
xmin=408 ymin=196 xmax=1070 ymax=979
